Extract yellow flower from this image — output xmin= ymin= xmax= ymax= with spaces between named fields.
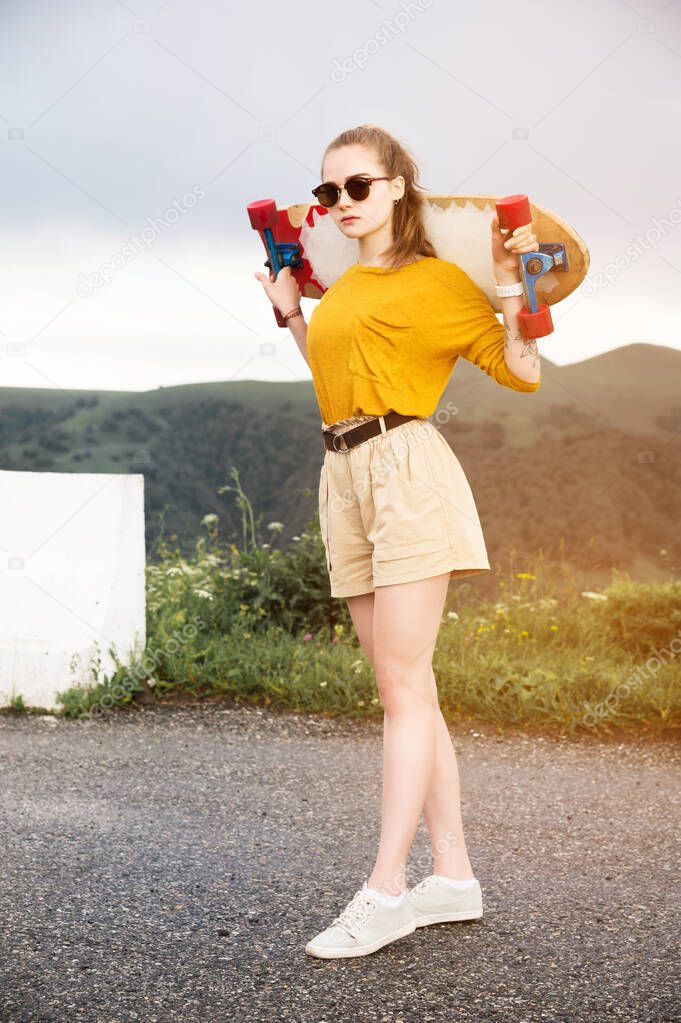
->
xmin=229 ymin=544 xmax=239 ymax=555
xmin=333 ymin=624 xmax=344 ymax=636
xmin=515 ymin=572 xmax=536 ymax=580
xmin=549 ymin=624 xmax=558 ymax=631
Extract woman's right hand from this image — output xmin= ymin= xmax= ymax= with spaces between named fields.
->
xmin=253 ymin=265 xmax=302 ymax=317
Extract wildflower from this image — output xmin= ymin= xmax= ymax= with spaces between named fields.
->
xmin=371 ymin=697 xmax=379 ymax=704
xmin=519 ymin=629 xmax=529 ymax=637
xmin=581 ymin=591 xmax=607 ymax=601
xmin=267 ymin=521 xmax=284 ymax=533
xmin=515 ymin=572 xmax=536 ymax=579
xmin=464 ymin=632 xmax=475 ymax=643
xmin=303 ymin=633 xmax=313 ymax=641
xmin=229 ymin=544 xmax=239 ymax=555
xmin=292 ymin=535 xmax=301 ymax=542
xmin=357 ymin=700 xmax=365 ymax=707
xmin=319 ymin=680 xmax=328 ymax=688
xmin=334 ymin=624 xmax=344 ymax=636
xmin=201 ymin=513 xmax=218 ymax=526
xmin=447 ymin=611 xmax=459 ymax=621
xmin=261 ymin=543 xmax=270 ymax=549
xmin=193 ymin=588 xmax=213 ymax=600
xmin=549 ymin=624 xmax=558 ymax=631
xmin=350 ymin=659 xmax=364 ymax=674
xmin=166 ymin=567 xmax=183 ymax=577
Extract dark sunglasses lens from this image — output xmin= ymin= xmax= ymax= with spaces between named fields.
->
xmin=346 ymin=177 xmax=371 ymax=201
xmin=313 ymin=185 xmax=339 ymax=208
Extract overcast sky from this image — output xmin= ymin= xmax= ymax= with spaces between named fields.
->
xmin=0 ymin=0 xmax=679 ymax=394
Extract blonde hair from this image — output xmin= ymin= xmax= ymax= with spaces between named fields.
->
xmin=320 ymin=124 xmax=435 ymax=270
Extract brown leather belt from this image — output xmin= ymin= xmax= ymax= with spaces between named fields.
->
xmin=322 ymin=411 xmax=422 ymax=452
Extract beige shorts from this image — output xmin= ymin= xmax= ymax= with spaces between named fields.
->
xmin=318 ymin=416 xmax=491 ymax=598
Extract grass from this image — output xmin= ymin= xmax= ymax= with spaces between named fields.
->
xmin=53 ymin=467 xmax=681 ymax=737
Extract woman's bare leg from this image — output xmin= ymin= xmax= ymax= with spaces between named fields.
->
xmin=345 ymin=572 xmax=448 ymax=896
xmin=420 ymin=666 xmax=475 ymax=880
xmin=346 ymin=588 xmax=475 ymax=890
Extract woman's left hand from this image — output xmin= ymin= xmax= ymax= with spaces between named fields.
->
xmin=491 ymin=213 xmax=538 ymax=276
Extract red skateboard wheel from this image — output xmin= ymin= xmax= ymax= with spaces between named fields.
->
xmin=247 ymin=199 xmax=278 ymax=231
xmin=518 ymin=302 xmax=553 ymax=339
xmin=497 ymin=194 xmax=532 ymax=232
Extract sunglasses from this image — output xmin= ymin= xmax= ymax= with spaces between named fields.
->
xmin=311 ymin=175 xmax=391 ymax=209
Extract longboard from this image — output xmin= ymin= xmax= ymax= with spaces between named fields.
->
xmin=248 ymin=193 xmax=589 ymax=337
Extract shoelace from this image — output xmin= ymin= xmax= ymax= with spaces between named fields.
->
xmin=331 ymin=889 xmax=379 ymax=936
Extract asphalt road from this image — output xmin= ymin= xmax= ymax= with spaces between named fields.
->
xmin=0 ymin=703 xmax=679 ymax=1023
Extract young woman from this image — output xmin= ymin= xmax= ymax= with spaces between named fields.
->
xmin=254 ymin=124 xmax=541 ymax=959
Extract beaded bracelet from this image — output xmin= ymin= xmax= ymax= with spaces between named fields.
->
xmin=282 ymin=305 xmax=303 ymax=322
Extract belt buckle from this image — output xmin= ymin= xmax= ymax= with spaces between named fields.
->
xmin=332 ymin=432 xmax=348 ymax=451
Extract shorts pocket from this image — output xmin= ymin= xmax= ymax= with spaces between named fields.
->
xmin=369 ymin=430 xmax=452 ymax=556
xmin=318 ymin=462 xmax=332 ymax=572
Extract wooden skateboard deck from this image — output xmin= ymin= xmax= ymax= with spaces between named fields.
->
xmin=248 ymin=193 xmax=589 ymax=334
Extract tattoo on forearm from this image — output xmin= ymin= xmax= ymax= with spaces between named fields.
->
xmin=503 ymin=320 xmax=539 ymax=369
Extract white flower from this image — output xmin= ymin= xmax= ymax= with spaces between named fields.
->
xmin=447 ymin=611 xmax=459 ymax=621
xmin=201 ymin=513 xmax=219 ymax=526
xmin=193 ymin=588 xmax=213 ymax=600
xmin=166 ymin=567 xmax=183 ymax=577
xmin=267 ymin=522 xmax=284 ymax=533
xmin=581 ymin=591 xmax=608 ymax=601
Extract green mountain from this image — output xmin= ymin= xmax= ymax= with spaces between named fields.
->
xmin=1 ymin=342 xmax=679 ymax=582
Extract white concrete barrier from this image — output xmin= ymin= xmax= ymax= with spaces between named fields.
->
xmin=0 ymin=471 xmax=146 ymax=711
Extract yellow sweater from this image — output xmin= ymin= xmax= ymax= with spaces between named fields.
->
xmin=306 ymin=256 xmax=540 ymax=425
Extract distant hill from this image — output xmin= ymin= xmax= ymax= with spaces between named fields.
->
xmin=1 ymin=342 xmax=679 ymax=583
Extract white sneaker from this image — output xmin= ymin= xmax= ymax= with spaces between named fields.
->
xmin=408 ymin=875 xmax=483 ymax=927
xmin=305 ymin=881 xmax=416 ymax=959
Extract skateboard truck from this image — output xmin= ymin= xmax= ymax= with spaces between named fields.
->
xmin=496 ymin=194 xmax=568 ymax=339
xmin=247 ymin=199 xmax=305 ymax=327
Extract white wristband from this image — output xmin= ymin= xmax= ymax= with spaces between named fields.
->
xmin=495 ymin=280 xmax=524 ymax=298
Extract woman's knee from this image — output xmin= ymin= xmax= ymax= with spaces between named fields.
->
xmin=374 ymin=656 xmax=434 ymax=711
